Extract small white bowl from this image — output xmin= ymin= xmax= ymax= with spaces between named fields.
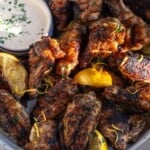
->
xmin=0 ymin=0 xmax=53 ymax=55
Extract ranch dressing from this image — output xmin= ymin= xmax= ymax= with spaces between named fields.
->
xmin=0 ymin=0 xmax=53 ymax=51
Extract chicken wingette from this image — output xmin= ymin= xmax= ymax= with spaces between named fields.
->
xmin=56 ymin=21 xmax=84 ymax=75
xmin=28 ymin=36 xmax=65 ymax=98
xmin=60 ymin=91 xmax=101 ymax=150
xmin=80 ymin=17 xmax=126 ymax=67
xmin=98 ymin=102 xmax=147 ymax=150
xmin=33 ymin=78 xmax=78 ymax=121
xmin=0 ymin=89 xmax=31 ymax=146
xmin=103 ymin=84 xmax=150 ymax=112
xmin=105 ymin=0 xmax=150 ymax=52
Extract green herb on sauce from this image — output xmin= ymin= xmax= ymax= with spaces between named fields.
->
xmin=0 ymin=0 xmax=32 ymax=44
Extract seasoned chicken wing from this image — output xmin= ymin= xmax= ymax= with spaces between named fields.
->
xmin=33 ymin=78 xmax=78 ymax=121
xmin=105 ymin=0 xmax=150 ymax=52
xmin=119 ymin=53 xmax=150 ymax=83
xmin=103 ymin=84 xmax=150 ymax=112
xmin=49 ymin=0 xmax=71 ymax=32
xmin=74 ymin=0 xmax=103 ymax=22
xmin=28 ymin=37 xmax=65 ymax=98
xmin=98 ymin=102 xmax=147 ymax=150
xmin=25 ymin=120 xmax=60 ymax=150
xmin=56 ymin=21 xmax=84 ymax=75
xmin=80 ymin=17 xmax=126 ymax=67
xmin=60 ymin=91 xmax=101 ymax=150
xmin=0 ymin=90 xmax=31 ymax=146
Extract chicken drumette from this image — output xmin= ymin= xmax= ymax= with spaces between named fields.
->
xmin=28 ymin=36 xmax=65 ymax=98
xmin=98 ymin=102 xmax=147 ymax=150
xmin=25 ymin=120 xmax=60 ymax=150
xmin=105 ymin=0 xmax=150 ymax=52
xmin=80 ymin=17 xmax=126 ymax=67
xmin=56 ymin=21 xmax=84 ymax=75
xmin=33 ymin=78 xmax=78 ymax=121
xmin=103 ymin=84 xmax=150 ymax=112
xmin=0 ymin=90 xmax=31 ymax=146
xmin=74 ymin=0 xmax=103 ymax=22
xmin=49 ymin=0 xmax=71 ymax=32
xmin=60 ymin=91 xmax=101 ymax=150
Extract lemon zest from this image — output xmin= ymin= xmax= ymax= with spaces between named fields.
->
xmin=138 ymin=54 xmax=144 ymax=63
xmin=112 ymin=124 xmax=123 ymax=132
xmin=127 ymin=88 xmax=139 ymax=94
xmin=34 ymin=123 xmax=40 ymax=138
xmin=41 ymin=111 xmax=47 ymax=122
xmin=44 ymin=75 xmax=54 ymax=87
xmin=106 ymin=127 xmax=119 ymax=147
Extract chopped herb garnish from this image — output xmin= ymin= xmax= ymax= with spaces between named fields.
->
xmin=115 ymin=23 xmax=122 ymax=33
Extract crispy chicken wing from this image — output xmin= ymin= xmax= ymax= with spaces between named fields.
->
xmin=0 ymin=90 xmax=31 ymax=146
xmin=98 ymin=102 xmax=147 ymax=150
xmin=60 ymin=91 xmax=101 ymax=150
xmin=74 ymin=0 xmax=103 ymax=22
xmin=49 ymin=0 xmax=71 ymax=32
xmin=25 ymin=120 xmax=60 ymax=150
xmin=33 ymin=78 xmax=78 ymax=121
xmin=105 ymin=0 xmax=150 ymax=52
xmin=119 ymin=53 xmax=150 ymax=83
xmin=56 ymin=21 xmax=84 ymax=75
xmin=80 ymin=17 xmax=126 ymax=67
xmin=28 ymin=37 xmax=65 ymax=98
xmin=103 ymin=84 xmax=150 ymax=112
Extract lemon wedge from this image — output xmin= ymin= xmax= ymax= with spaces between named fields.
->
xmin=73 ymin=67 xmax=112 ymax=87
xmin=89 ymin=130 xmax=108 ymax=150
xmin=0 ymin=52 xmax=28 ymax=98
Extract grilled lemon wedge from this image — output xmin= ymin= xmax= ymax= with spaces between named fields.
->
xmin=0 ymin=52 xmax=28 ymax=99
xmin=89 ymin=130 xmax=108 ymax=150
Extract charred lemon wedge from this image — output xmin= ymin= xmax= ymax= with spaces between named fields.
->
xmin=89 ymin=130 xmax=108 ymax=150
xmin=0 ymin=52 xmax=28 ymax=99
xmin=73 ymin=67 xmax=112 ymax=87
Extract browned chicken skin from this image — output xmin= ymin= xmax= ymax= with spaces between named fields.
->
xmin=49 ymin=0 xmax=71 ymax=32
xmin=124 ymin=0 xmax=150 ymax=23
xmin=80 ymin=17 xmax=126 ymax=67
xmin=105 ymin=0 xmax=150 ymax=52
xmin=56 ymin=21 xmax=84 ymax=75
xmin=60 ymin=91 xmax=101 ymax=150
xmin=103 ymin=84 xmax=150 ymax=112
xmin=28 ymin=36 xmax=65 ymax=98
xmin=98 ymin=102 xmax=147 ymax=150
xmin=119 ymin=53 xmax=150 ymax=83
xmin=74 ymin=0 xmax=103 ymax=22
xmin=33 ymin=78 xmax=78 ymax=121
xmin=25 ymin=120 xmax=60 ymax=150
xmin=0 ymin=90 xmax=31 ymax=146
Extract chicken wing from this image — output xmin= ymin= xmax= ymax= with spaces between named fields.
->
xmin=119 ymin=53 xmax=150 ymax=83
xmin=28 ymin=36 xmax=65 ymax=98
xmin=60 ymin=91 xmax=101 ymax=150
xmin=25 ymin=120 xmax=60 ymax=150
xmin=33 ymin=78 xmax=78 ymax=121
xmin=56 ymin=21 xmax=84 ymax=75
xmin=74 ymin=0 xmax=103 ymax=22
xmin=80 ymin=17 xmax=126 ymax=67
xmin=103 ymin=84 xmax=150 ymax=112
xmin=0 ymin=89 xmax=31 ymax=146
xmin=49 ymin=0 xmax=71 ymax=32
xmin=105 ymin=0 xmax=150 ymax=52
xmin=98 ymin=102 xmax=147 ymax=150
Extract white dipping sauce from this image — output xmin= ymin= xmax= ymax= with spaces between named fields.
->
xmin=0 ymin=0 xmax=53 ymax=52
